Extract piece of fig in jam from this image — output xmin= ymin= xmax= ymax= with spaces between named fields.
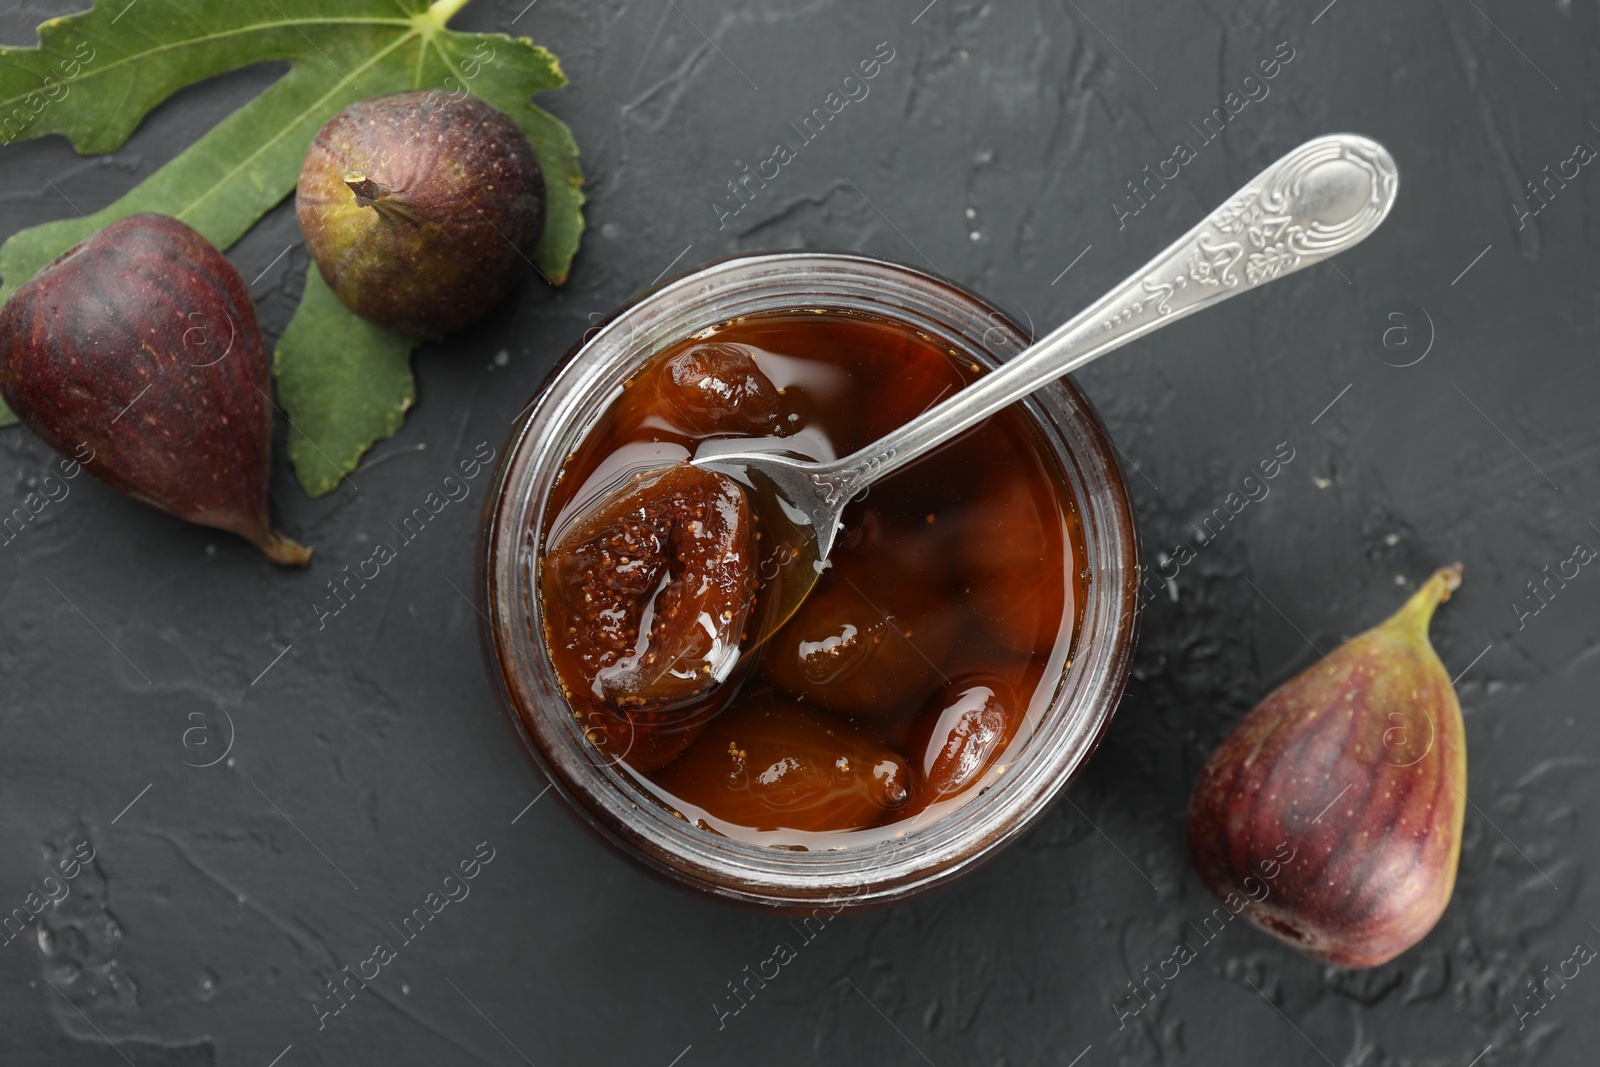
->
xmin=653 ymin=696 xmax=910 ymax=833
xmin=542 ymin=465 xmax=757 ymax=714
xmin=763 ymin=569 xmax=958 ymax=717
xmin=650 ymin=342 xmax=785 ymax=436
xmin=576 ymin=698 xmax=725 ymax=775
xmin=764 ymin=512 xmax=959 ymax=716
xmin=961 ymin=467 xmax=1065 ymax=651
xmin=904 ymin=678 xmax=1018 ymax=816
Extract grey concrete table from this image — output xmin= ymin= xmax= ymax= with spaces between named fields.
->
xmin=1 ymin=1 xmax=1596 ymax=1064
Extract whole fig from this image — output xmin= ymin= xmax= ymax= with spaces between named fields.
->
xmin=0 ymin=213 xmax=310 ymax=565
xmin=1187 ymin=565 xmax=1466 ymax=968
xmin=296 ymin=90 xmax=545 ymax=337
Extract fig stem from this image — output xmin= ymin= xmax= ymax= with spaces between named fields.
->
xmin=258 ymin=530 xmax=314 ymax=568
xmin=426 ymin=0 xmax=471 ymax=26
xmin=343 ymin=171 xmax=391 ymax=209
xmin=1385 ymin=563 xmax=1463 ymax=638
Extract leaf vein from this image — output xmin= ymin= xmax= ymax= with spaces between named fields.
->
xmin=0 ymin=15 xmax=417 ymax=120
xmin=175 ymin=30 xmax=423 ymax=224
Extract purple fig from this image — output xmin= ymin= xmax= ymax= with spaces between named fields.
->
xmin=295 ymin=90 xmax=546 ymax=338
xmin=1187 ymin=565 xmax=1466 ymax=968
xmin=0 ymin=213 xmax=310 ymax=565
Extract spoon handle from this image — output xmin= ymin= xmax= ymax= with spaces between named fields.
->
xmin=812 ymin=133 xmax=1398 ymax=502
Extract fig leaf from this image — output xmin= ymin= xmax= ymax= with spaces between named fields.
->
xmin=274 ymin=267 xmax=415 ymax=498
xmin=0 ymin=0 xmax=585 ymax=494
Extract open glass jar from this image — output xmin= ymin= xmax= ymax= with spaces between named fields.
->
xmin=477 ymin=252 xmax=1139 ymax=910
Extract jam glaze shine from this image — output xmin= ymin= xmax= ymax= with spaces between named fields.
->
xmin=538 ymin=309 xmax=1086 ymax=848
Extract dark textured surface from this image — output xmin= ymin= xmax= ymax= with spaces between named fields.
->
xmin=1 ymin=1 xmax=1597 ymax=1065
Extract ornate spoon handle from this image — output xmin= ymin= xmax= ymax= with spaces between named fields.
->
xmin=809 ymin=134 xmax=1398 ymax=505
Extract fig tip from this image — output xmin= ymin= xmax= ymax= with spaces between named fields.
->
xmin=260 ymin=531 xmax=313 ymax=567
xmin=1387 ymin=564 xmax=1461 ymax=633
xmin=1436 ymin=562 xmax=1464 ymax=599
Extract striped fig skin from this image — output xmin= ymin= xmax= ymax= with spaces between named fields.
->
xmin=1187 ymin=566 xmax=1466 ymax=968
xmin=0 ymin=213 xmax=309 ymax=565
xmin=296 ymin=91 xmax=545 ymax=338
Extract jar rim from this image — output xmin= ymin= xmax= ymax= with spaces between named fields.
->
xmin=477 ymin=250 xmax=1141 ymax=909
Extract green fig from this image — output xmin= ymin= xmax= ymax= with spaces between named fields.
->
xmin=295 ymin=90 xmax=545 ymax=337
xmin=1187 ymin=565 xmax=1466 ymax=968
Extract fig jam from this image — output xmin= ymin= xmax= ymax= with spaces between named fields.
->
xmin=538 ymin=309 xmax=1086 ymax=846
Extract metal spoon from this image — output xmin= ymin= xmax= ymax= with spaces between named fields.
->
xmin=694 ymin=133 xmax=1399 ymax=639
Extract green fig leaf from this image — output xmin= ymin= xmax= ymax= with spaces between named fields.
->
xmin=274 ymin=266 xmax=415 ymax=498
xmin=0 ymin=0 xmax=584 ymax=474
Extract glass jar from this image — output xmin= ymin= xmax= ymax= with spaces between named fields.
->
xmin=477 ymin=252 xmax=1139 ymax=910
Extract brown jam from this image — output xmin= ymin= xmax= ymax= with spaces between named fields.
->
xmin=538 ymin=309 xmax=1086 ymax=847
